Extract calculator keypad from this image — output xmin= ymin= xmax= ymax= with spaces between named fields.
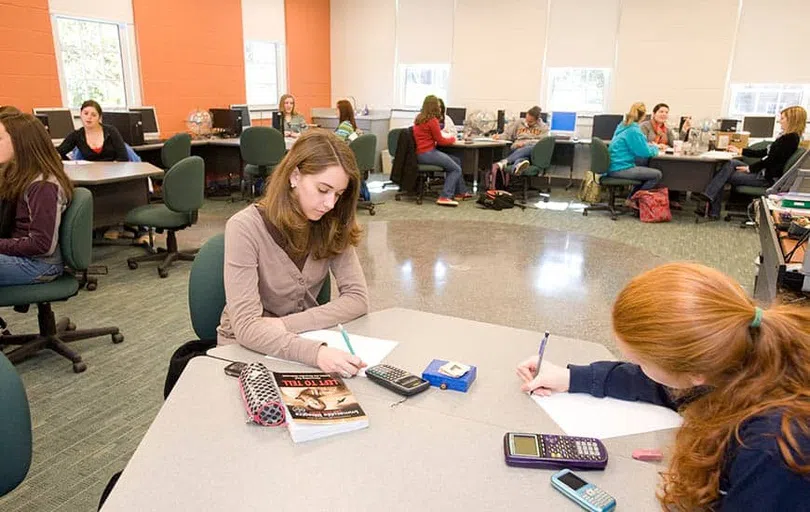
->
xmin=367 ymin=364 xmax=409 ymax=383
xmin=542 ymin=436 xmax=604 ymax=461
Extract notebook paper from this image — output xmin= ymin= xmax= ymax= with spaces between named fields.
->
xmin=533 ymin=393 xmax=683 ymax=439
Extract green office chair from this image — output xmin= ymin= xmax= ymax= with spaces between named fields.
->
xmin=740 ymin=139 xmax=772 ymax=167
xmin=505 ymin=136 xmax=555 ymax=202
xmin=393 ymin=127 xmax=444 ymax=205
xmin=0 ymin=188 xmax=123 ymax=373
xmin=349 ymin=133 xmax=379 ymax=215
xmin=125 ymin=156 xmax=205 ymax=278
xmin=240 ymin=127 xmax=286 ymax=200
xmin=582 ymin=138 xmax=642 ymax=220
xmin=162 ymin=133 xmax=192 ymax=168
xmin=725 ymin=147 xmax=807 ymax=227
xmin=0 ymin=352 xmax=31 ymax=497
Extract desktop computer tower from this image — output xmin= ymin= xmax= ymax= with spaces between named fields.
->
xmin=104 ymin=111 xmax=144 ymax=146
xmin=272 ymin=111 xmax=283 ymax=132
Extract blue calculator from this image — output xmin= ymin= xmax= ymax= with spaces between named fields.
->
xmin=551 ymin=469 xmax=616 ymax=512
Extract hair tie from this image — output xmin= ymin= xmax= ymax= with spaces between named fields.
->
xmin=750 ymin=307 xmax=764 ymax=328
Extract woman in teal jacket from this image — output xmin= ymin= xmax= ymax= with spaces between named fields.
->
xmin=607 ymin=102 xmax=662 ymax=194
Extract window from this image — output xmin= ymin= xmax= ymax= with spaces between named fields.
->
xmin=54 ymin=16 xmax=128 ymax=108
xmin=546 ymin=68 xmax=610 ymax=114
xmin=244 ymin=41 xmax=280 ymax=106
xmin=398 ymin=64 xmax=450 ymax=108
xmin=729 ymin=84 xmax=810 ymax=116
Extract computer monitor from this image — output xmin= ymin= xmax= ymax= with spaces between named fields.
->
xmin=550 ymin=111 xmax=577 ymax=132
xmin=104 ymin=111 xmax=144 ymax=146
xmin=743 ymin=116 xmax=776 ymax=138
xmin=210 ymin=108 xmax=242 ymax=137
xmin=271 ymin=110 xmax=283 ymax=131
xmin=33 ymin=108 xmax=74 ymax=139
xmin=129 ymin=107 xmax=160 ymax=139
xmin=230 ymin=104 xmax=251 ymax=128
xmin=445 ymin=107 xmax=466 ymax=127
xmin=591 ymin=114 xmax=623 ymax=141
xmin=497 ymin=110 xmax=506 ymax=133
xmin=34 ymin=113 xmax=50 ymax=134
xmin=719 ymin=118 xmax=739 ymax=132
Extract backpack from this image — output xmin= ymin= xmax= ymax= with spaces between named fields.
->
xmin=484 ymin=164 xmax=510 ymax=191
xmin=577 ymin=171 xmax=602 ymax=204
xmin=629 ymin=187 xmax=671 ymax=223
xmin=477 ymin=189 xmax=516 ymax=210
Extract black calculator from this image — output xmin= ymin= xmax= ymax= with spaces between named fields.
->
xmin=365 ymin=364 xmax=431 ymax=397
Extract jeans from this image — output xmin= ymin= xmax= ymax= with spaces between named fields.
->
xmin=506 ymin=145 xmax=534 ymax=166
xmin=0 ymin=254 xmax=63 ymax=287
xmin=609 ymin=166 xmax=663 ymax=195
xmin=703 ymin=159 xmax=769 ymax=217
xmin=417 ymin=149 xmax=467 ymax=199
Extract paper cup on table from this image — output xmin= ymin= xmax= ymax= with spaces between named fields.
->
xmin=673 ymin=140 xmax=683 ymax=154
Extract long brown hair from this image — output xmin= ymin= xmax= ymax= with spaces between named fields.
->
xmin=0 ymin=112 xmax=73 ymax=202
xmin=258 ymin=130 xmax=361 ymax=259
xmin=782 ymin=105 xmax=807 ymax=136
xmin=613 ymin=262 xmax=810 ymax=510
xmin=414 ymin=95 xmax=442 ymax=125
xmin=278 ymin=94 xmax=298 ymax=117
xmin=623 ymin=101 xmax=647 ymax=125
xmin=337 ymin=100 xmax=356 ymax=130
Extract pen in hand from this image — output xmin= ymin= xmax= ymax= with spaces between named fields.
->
xmin=338 ymin=323 xmax=356 ymax=356
xmin=530 ymin=331 xmax=551 ymax=395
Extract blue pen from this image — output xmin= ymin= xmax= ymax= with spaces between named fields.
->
xmin=337 ymin=324 xmax=356 ymax=355
xmin=533 ymin=331 xmax=550 ymax=380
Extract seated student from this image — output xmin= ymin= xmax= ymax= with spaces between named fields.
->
xmin=278 ymin=93 xmax=307 ymax=137
xmin=413 ymin=95 xmax=471 ymax=207
xmin=56 ymin=100 xmax=128 ymax=162
xmin=492 ymin=106 xmax=549 ymax=175
xmin=606 ymin=102 xmax=661 ymax=193
xmin=639 ymin=103 xmax=691 ymax=149
xmin=517 ymin=262 xmax=810 ymax=511
xmin=437 ymin=98 xmax=458 ymax=139
xmin=0 ymin=111 xmax=74 ymax=286
xmin=217 ymin=130 xmax=369 ymax=378
xmin=334 ymin=99 xmax=359 ymax=142
xmin=698 ymin=106 xmax=807 ymax=219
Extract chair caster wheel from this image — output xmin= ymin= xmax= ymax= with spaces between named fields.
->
xmin=127 ymin=260 xmax=138 ymax=270
xmin=724 ymin=215 xmax=731 ymax=222
xmin=416 ymin=199 xmax=422 ymax=205
xmin=543 ymin=197 xmax=549 ymax=203
xmin=582 ymin=210 xmax=588 ymax=216
xmin=158 ymin=268 xmax=168 ymax=278
xmin=369 ymin=207 xmax=376 ymax=216
xmin=73 ymin=361 xmax=87 ymax=373
xmin=395 ymin=196 xmax=401 ymax=201
xmin=86 ymin=281 xmax=97 ymax=291
xmin=694 ymin=217 xmax=699 ymax=224
xmin=66 ymin=322 xmax=76 ymax=331
xmin=112 ymin=333 xmax=124 ymax=344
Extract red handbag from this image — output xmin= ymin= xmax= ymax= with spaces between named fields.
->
xmin=630 ymin=187 xmax=672 ymax=223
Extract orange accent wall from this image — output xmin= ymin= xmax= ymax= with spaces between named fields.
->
xmin=0 ymin=0 xmax=61 ymax=112
xmin=284 ymin=0 xmax=330 ymax=122
xmin=133 ymin=0 xmax=246 ymax=135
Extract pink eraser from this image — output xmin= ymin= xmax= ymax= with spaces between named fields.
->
xmin=632 ymin=449 xmax=663 ymax=462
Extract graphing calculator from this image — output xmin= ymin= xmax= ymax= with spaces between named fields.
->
xmin=365 ymin=364 xmax=431 ymax=397
xmin=551 ymin=469 xmax=616 ymax=512
xmin=503 ymin=432 xmax=608 ymax=470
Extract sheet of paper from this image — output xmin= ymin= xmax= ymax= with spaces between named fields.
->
xmin=533 ymin=393 xmax=683 ymax=439
xmin=267 ymin=330 xmax=398 ymax=376
xmin=700 ymin=150 xmax=734 ymax=160
xmin=63 ymin=160 xmax=91 ymax=165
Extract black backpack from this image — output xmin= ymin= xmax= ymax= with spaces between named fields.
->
xmin=477 ymin=190 xmax=516 ymax=210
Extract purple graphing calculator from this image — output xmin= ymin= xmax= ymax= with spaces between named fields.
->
xmin=504 ymin=432 xmax=608 ymax=470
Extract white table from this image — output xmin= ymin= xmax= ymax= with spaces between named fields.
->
xmin=101 ymin=308 xmax=674 ymax=511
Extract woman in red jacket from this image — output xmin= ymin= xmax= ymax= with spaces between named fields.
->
xmin=412 ymin=95 xmax=471 ymax=207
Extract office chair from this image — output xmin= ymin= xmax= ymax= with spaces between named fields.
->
xmin=161 ymin=133 xmax=192 ymax=168
xmin=391 ymin=128 xmax=445 ymax=205
xmin=349 ymin=133 xmax=379 ymax=215
xmin=125 ymin=156 xmax=205 ymax=278
xmin=725 ymin=148 xmax=807 ymax=227
xmin=240 ymin=126 xmax=286 ymax=200
xmin=0 ymin=188 xmax=123 ymax=373
xmin=0 ymin=352 xmax=31 ymax=497
xmin=505 ymin=136 xmax=555 ymax=202
xmin=380 ymin=129 xmax=401 ymax=190
xmin=582 ymin=138 xmax=642 ymax=220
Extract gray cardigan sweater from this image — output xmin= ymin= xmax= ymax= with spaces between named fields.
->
xmin=639 ymin=120 xmax=685 ymax=147
xmin=217 ymin=205 xmax=369 ymax=366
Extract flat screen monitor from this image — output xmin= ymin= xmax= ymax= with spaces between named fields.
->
xmin=550 ymin=111 xmax=577 ymax=132
xmin=743 ymin=116 xmax=776 ymax=138
xmin=129 ymin=107 xmax=160 ymax=138
xmin=271 ymin=110 xmax=283 ymax=131
xmin=591 ymin=114 xmax=623 ymax=141
xmin=445 ymin=107 xmax=466 ymax=126
xmin=33 ymin=108 xmax=74 ymax=139
xmin=210 ymin=108 xmax=242 ymax=136
xmin=719 ymin=118 xmax=738 ymax=132
xmin=230 ymin=104 xmax=251 ymax=128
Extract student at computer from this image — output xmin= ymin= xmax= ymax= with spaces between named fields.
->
xmin=605 ymin=102 xmax=661 ymax=193
xmin=56 ymin=100 xmax=128 ymax=162
xmin=491 ymin=106 xmax=549 ymax=175
xmin=218 ymin=130 xmax=369 ymax=377
xmin=0 ymin=111 xmax=73 ymax=286
xmin=698 ymin=106 xmax=807 ymax=219
xmin=334 ymin=100 xmax=359 ymax=142
xmin=437 ymin=98 xmax=458 ymax=138
xmin=639 ymin=103 xmax=691 ymax=149
xmin=517 ymin=262 xmax=810 ymax=510
xmin=413 ymin=95 xmax=471 ymax=207
xmin=278 ymin=94 xmax=307 ymax=137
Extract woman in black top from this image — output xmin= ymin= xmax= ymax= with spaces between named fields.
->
xmin=700 ymin=105 xmax=806 ymax=218
xmin=57 ymin=100 xmax=128 ymax=162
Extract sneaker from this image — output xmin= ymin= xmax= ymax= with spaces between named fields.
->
xmin=453 ymin=192 xmax=474 ymax=201
xmin=513 ymin=160 xmax=530 ymax=176
xmin=436 ymin=197 xmax=459 ymax=207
